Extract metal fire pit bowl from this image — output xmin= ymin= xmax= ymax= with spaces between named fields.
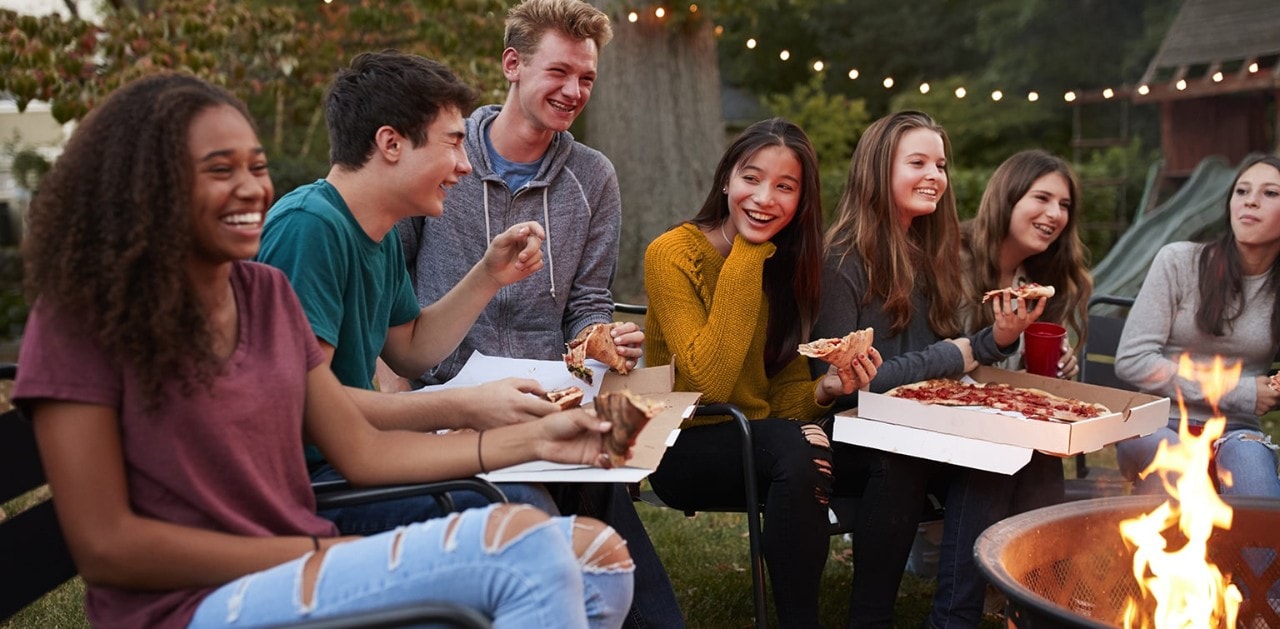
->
xmin=976 ymin=495 xmax=1280 ymax=628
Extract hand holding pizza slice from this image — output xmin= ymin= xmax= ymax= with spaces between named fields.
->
xmin=798 ymin=328 xmax=876 ymax=393
xmin=563 ymin=322 xmax=631 ymax=385
xmin=982 ymin=283 xmax=1056 ymax=304
xmin=593 ymin=390 xmax=664 ymax=461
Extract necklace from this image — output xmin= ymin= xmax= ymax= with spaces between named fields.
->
xmin=719 ymin=221 xmax=733 ymax=247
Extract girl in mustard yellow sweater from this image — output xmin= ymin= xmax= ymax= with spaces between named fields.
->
xmin=643 ymin=118 xmax=880 ymax=627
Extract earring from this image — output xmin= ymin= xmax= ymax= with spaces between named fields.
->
xmin=722 ymin=187 xmax=727 ymax=194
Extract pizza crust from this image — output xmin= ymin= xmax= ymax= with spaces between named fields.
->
xmin=543 ymin=386 xmax=585 ymax=410
xmin=798 ymin=328 xmax=875 ymax=390
xmin=982 ymin=283 xmax=1056 ymax=303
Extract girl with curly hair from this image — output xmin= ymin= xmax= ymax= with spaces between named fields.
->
xmin=16 ymin=72 xmax=633 ymax=629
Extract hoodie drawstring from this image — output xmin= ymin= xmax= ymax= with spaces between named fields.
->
xmin=543 ymin=187 xmax=555 ymax=299
xmin=483 ymin=180 xmax=555 ymax=299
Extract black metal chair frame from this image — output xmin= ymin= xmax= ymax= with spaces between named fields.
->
xmin=0 ymin=363 xmax=498 ymax=628
xmin=616 ymin=303 xmax=861 ymax=629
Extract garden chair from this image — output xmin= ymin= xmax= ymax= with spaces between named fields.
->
xmin=615 ymin=304 xmax=861 ymax=629
xmin=0 ymin=363 xmax=499 ymax=628
xmin=1066 ymin=294 xmax=1137 ymax=500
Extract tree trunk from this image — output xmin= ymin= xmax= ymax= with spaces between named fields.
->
xmin=584 ymin=4 xmax=725 ymax=303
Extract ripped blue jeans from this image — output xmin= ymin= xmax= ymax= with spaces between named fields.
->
xmin=189 ymin=504 xmax=634 ymax=629
xmin=1116 ymin=418 xmax=1280 ymax=498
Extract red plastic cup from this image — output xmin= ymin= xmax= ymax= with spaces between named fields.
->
xmin=1024 ymin=322 xmax=1066 ymax=377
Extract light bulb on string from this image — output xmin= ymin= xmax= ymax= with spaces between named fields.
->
xmin=746 ymin=38 xmax=756 ymax=49
xmin=1102 ymin=88 xmax=1114 ymax=99
xmin=627 ymin=11 xmax=638 ymax=22
xmin=779 ymin=50 xmax=790 ymax=61
xmin=812 ymin=61 xmax=824 ymax=72
xmin=1137 ymin=84 xmax=1150 ymax=95
xmin=954 ymin=86 xmax=966 ymax=98
xmin=654 ymin=7 xmax=665 ymax=18
xmin=883 ymin=77 xmax=894 ymax=88
xmin=1212 ymin=71 xmax=1223 ymax=82
xmin=990 ymin=90 xmax=1002 ymax=101
xmin=1249 ymin=62 xmax=1259 ymax=73
xmin=1175 ymin=79 xmax=1187 ymax=90
xmin=847 ymin=69 xmax=859 ymax=80
xmin=1064 ymin=91 xmax=1077 ymax=102
xmin=1027 ymin=91 xmax=1039 ymax=102
xmin=919 ymin=82 xmax=930 ymax=94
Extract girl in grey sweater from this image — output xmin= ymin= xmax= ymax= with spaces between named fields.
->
xmin=1115 ymin=153 xmax=1280 ymax=497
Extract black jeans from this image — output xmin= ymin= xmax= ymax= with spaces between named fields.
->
xmin=649 ymin=418 xmax=833 ymax=628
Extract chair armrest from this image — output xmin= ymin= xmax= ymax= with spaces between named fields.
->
xmin=313 ymin=477 xmax=507 ymax=511
xmin=273 ymin=601 xmax=491 ymax=629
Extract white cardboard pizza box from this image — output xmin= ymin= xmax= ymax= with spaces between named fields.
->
xmin=833 ymin=366 xmax=1170 ymax=474
xmin=416 ymin=352 xmax=699 ymax=483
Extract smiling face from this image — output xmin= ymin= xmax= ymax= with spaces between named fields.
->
xmin=187 ymin=104 xmax=273 ymax=268
xmin=891 ymin=127 xmax=948 ymax=227
xmin=1230 ymin=161 xmax=1280 ymax=252
xmin=505 ymin=29 xmax=598 ymax=135
xmin=399 ymin=106 xmax=472 ymax=218
xmin=1006 ymin=172 xmax=1072 ymax=259
xmin=722 ymin=145 xmax=802 ymax=244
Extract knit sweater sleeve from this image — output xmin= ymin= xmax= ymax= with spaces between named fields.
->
xmin=645 ymin=229 xmax=774 ymax=403
xmin=1116 ymin=242 xmax=1266 ymax=422
xmin=768 ymin=354 xmax=829 ymax=420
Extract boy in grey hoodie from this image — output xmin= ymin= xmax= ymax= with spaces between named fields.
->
xmin=397 ymin=1 xmax=682 ymax=627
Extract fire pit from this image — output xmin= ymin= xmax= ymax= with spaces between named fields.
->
xmin=975 ymin=495 xmax=1280 ymax=628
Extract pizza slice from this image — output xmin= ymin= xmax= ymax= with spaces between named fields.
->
xmin=543 ymin=386 xmax=585 ymax=410
xmin=593 ymin=390 xmax=664 ymax=459
xmin=982 ymin=283 xmax=1056 ymax=304
xmin=563 ymin=322 xmax=631 ymax=385
xmin=798 ymin=327 xmax=875 ymax=390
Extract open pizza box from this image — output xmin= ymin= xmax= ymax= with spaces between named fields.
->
xmin=416 ymin=352 xmax=699 ymax=483
xmin=833 ymin=366 xmax=1170 ymax=474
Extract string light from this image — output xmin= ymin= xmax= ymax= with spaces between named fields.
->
xmin=616 ymin=3 xmax=1240 ymax=106
xmin=1249 ymin=62 xmax=1259 ymax=73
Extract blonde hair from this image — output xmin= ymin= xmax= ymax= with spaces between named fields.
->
xmin=505 ymin=0 xmax=613 ymax=57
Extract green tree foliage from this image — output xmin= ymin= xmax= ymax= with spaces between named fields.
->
xmin=762 ymin=74 xmax=869 ymax=219
xmin=0 ymin=0 xmax=512 ymax=194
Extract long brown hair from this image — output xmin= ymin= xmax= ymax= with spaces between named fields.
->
xmin=688 ymin=118 xmax=825 ymax=376
xmin=24 ymin=73 xmax=256 ymax=406
xmin=1196 ymin=153 xmax=1280 ymax=339
xmin=825 ymin=111 xmax=963 ymax=337
xmin=963 ymin=149 xmax=1092 ymax=344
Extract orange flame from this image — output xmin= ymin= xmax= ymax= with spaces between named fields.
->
xmin=1119 ymin=355 xmax=1242 ymax=628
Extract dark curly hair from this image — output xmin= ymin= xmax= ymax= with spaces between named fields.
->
xmin=24 ymin=73 xmax=256 ymax=406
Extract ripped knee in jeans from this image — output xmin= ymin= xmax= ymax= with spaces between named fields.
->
xmin=800 ymin=422 xmax=834 ymax=505
xmin=569 ymin=516 xmax=635 ymax=573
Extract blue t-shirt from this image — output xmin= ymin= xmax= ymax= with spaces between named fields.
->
xmin=486 ymin=126 xmax=544 ymax=192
